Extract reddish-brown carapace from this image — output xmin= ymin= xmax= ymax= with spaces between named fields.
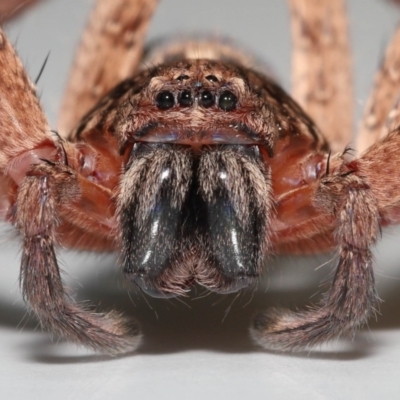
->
xmin=0 ymin=0 xmax=400 ymax=354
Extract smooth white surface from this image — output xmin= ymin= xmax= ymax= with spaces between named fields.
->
xmin=1 ymin=1 xmax=400 ymax=399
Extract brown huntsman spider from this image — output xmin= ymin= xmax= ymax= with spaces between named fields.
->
xmin=0 ymin=0 xmax=399 ymax=354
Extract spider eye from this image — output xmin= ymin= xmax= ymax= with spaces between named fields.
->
xmin=218 ymin=90 xmax=237 ymax=111
xmin=200 ymin=90 xmax=214 ymax=108
xmin=206 ymin=75 xmax=218 ymax=82
xmin=176 ymin=74 xmax=189 ymax=81
xmin=156 ymin=91 xmax=175 ymax=109
xmin=178 ymin=90 xmax=192 ymax=107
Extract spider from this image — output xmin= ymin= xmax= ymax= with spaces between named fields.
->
xmin=0 ymin=0 xmax=399 ymax=354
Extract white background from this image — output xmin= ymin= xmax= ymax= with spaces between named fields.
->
xmin=1 ymin=1 xmax=400 ymax=399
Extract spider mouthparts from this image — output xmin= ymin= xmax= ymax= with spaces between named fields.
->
xmin=119 ymin=142 xmax=271 ymax=298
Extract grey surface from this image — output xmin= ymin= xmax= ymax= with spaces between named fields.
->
xmin=1 ymin=1 xmax=400 ymax=399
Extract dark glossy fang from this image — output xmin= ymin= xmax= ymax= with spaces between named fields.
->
xmin=198 ymin=145 xmax=271 ymax=289
xmin=120 ymin=143 xmax=192 ymax=294
xmin=207 ymin=186 xmax=259 ymax=280
xmin=125 ymin=186 xmax=181 ymax=276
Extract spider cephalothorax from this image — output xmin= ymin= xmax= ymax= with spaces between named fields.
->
xmin=1 ymin=0 xmax=400 ymax=354
xmin=70 ymin=55 xmax=326 ymax=300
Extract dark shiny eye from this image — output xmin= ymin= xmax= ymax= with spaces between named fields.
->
xmin=200 ymin=90 xmax=214 ymax=108
xmin=218 ymin=90 xmax=238 ymax=111
xmin=156 ymin=91 xmax=175 ymax=109
xmin=178 ymin=90 xmax=192 ymax=107
xmin=176 ymin=74 xmax=189 ymax=81
xmin=206 ymin=75 xmax=218 ymax=82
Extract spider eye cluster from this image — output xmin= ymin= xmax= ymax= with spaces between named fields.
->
xmin=155 ymin=89 xmax=238 ymax=111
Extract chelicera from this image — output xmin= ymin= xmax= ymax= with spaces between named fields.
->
xmin=1 ymin=0 xmax=400 ymax=354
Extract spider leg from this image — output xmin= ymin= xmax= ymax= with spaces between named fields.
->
xmin=0 ymin=25 xmax=118 ymax=249
xmin=357 ymin=128 xmax=400 ymax=225
xmin=288 ymin=0 xmax=353 ymax=153
xmin=0 ymin=28 xmax=53 ymax=171
xmin=15 ymin=162 xmax=140 ymax=354
xmin=251 ymin=159 xmax=381 ymax=350
xmin=357 ymin=24 xmax=400 ymax=154
xmin=0 ymin=26 xmax=139 ymax=353
xmin=58 ymin=0 xmax=158 ymax=136
xmin=0 ymin=0 xmax=39 ymax=21
xmin=252 ymin=119 xmax=400 ymax=349
xmin=6 ymin=143 xmax=139 ymax=351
